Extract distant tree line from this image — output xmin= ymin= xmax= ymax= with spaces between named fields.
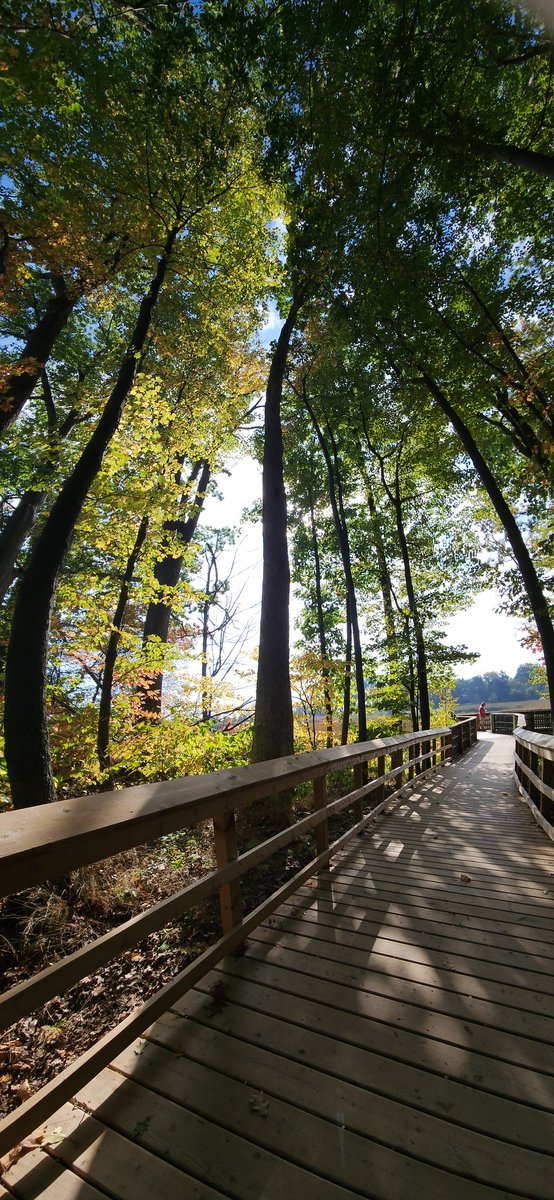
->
xmin=453 ymin=665 xmax=545 ymax=707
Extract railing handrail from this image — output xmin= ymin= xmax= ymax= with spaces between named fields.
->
xmin=515 ymin=727 xmax=554 ymax=759
xmin=514 ymin=728 xmax=554 ymax=845
xmin=0 ymin=725 xmax=454 ymax=900
xmin=0 ymin=719 xmax=478 ymax=1159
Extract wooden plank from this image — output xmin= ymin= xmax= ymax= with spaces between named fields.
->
xmin=259 ymin=908 xmax=554 ymax=995
xmin=189 ymin=967 xmax=554 ymax=1111
xmin=125 ymin=1016 xmax=554 ymax=1196
xmin=288 ymin=886 xmax=554 ymax=945
xmin=259 ymin=908 xmax=553 ymax=1016
xmin=210 ymin=950 xmax=554 ymax=1076
xmin=0 ymin=1148 xmax=106 ymax=1199
xmin=8 ymin=1103 xmax=226 ymax=1200
xmin=327 ymin=861 xmax=554 ymax=904
xmin=157 ymin=990 xmax=554 ymax=1153
xmin=0 ymin=728 xmax=449 ymax=898
xmin=274 ymin=895 xmax=554 ymax=961
xmin=74 ymin=1067 xmax=355 ymax=1200
xmin=331 ymin=853 xmax=554 ymax=896
xmin=108 ymin=1031 xmax=554 ymax=1198
xmin=311 ymin=872 xmax=554 ymax=922
xmin=248 ymin=926 xmax=554 ymax=1040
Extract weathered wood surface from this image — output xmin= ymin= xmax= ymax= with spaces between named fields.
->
xmin=0 ymin=728 xmax=453 ymax=898
xmin=3 ymin=733 xmax=553 ymax=1199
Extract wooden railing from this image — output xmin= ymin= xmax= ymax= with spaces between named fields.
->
xmin=514 ymin=728 xmax=554 ymax=841
xmin=450 ymin=716 xmax=478 ymax=757
xmin=0 ymin=720 xmax=477 ymax=1156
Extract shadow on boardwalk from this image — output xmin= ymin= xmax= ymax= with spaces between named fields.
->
xmin=4 ymin=735 xmax=554 ymax=1199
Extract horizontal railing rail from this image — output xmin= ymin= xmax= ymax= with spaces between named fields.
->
xmin=0 ymin=719 xmax=478 ymax=1156
xmin=514 ymin=728 xmax=554 ymax=842
xmin=450 ymin=716 xmax=478 ymax=758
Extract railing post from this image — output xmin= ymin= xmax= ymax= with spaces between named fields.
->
xmin=313 ymin=775 xmax=329 ymax=859
xmin=213 ymin=809 xmax=242 ymax=935
xmin=413 ymin=738 xmax=421 ymax=775
xmin=353 ymin=762 xmax=364 ymax=824
xmin=541 ymin=756 xmax=554 ymax=818
xmin=376 ymin=754 xmax=386 ymax=805
xmin=390 ymin=746 xmax=403 ymax=786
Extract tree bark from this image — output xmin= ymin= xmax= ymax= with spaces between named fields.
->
xmin=139 ymin=459 xmax=210 ymax=717
xmin=4 ymin=225 xmax=178 ymax=808
xmin=365 ymin=476 xmax=397 ymax=669
xmin=304 ymin=398 xmax=367 ymax=743
xmin=391 ymin=466 xmax=431 ymax=731
xmin=251 ymin=294 xmax=304 ymax=763
xmin=341 ymin=598 xmax=353 ymax=745
xmin=434 ymin=132 xmax=554 ymax=179
xmin=0 ymin=490 xmax=44 ymax=603
xmin=421 ymin=368 xmax=554 ymax=714
xmin=97 ymin=514 xmax=149 ymax=771
xmin=0 ymin=277 xmax=75 ymax=434
xmin=309 ymin=498 xmax=334 ymax=747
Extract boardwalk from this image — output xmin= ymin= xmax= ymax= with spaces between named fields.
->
xmin=3 ymin=733 xmax=554 ymax=1200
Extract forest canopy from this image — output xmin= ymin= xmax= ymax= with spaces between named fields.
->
xmin=0 ymin=0 xmax=552 ymax=808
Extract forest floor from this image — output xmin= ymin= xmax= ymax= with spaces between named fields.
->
xmin=0 ymin=790 xmax=367 ymax=1124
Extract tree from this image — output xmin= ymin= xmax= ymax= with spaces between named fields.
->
xmin=3 ymin=8 xmax=276 ymax=805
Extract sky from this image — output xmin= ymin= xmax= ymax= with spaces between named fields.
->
xmin=201 ymin=453 xmax=529 ymax=684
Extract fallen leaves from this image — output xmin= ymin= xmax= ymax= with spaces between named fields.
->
xmin=249 ymin=1090 xmax=269 ymax=1117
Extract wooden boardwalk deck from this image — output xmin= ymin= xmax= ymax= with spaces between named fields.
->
xmin=3 ymin=733 xmax=554 ymax=1200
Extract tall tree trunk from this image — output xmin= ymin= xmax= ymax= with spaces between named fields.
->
xmin=365 ymin=476 xmax=397 ymax=669
xmin=432 ymin=131 xmax=554 ymax=179
xmin=0 ymin=387 xmax=80 ymax=603
xmin=4 ymin=226 xmax=178 ymax=808
xmin=0 ymin=277 xmax=75 ymax=434
xmin=251 ymin=293 xmax=304 ymax=763
xmin=341 ymin=599 xmax=353 ymax=745
xmin=97 ymin=514 xmax=149 ymax=771
xmin=0 ymin=491 xmax=44 ymax=602
xmin=303 ymin=397 xmax=367 ymax=742
xmin=139 ymin=459 xmax=210 ymax=717
xmin=421 ymin=368 xmax=554 ymax=714
xmin=201 ymin=591 xmax=211 ymax=722
xmin=391 ymin=467 xmax=431 ymax=731
xmin=309 ymin=498 xmax=333 ymax=747
xmin=404 ymin=615 xmax=419 ymax=733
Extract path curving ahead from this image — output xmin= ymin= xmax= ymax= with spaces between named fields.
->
xmin=3 ymin=734 xmax=554 ymax=1200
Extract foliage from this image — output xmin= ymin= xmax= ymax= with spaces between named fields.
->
xmin=0 ymin=0 xmax=553 ymax=803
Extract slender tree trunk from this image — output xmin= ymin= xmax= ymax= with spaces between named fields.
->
xmin=421 ymin=368 xmax=554 ymax=713
xmin=405 ymin=625 xmax=419 ymax=733
xmin=433 ymin=132 xmax=554 ymax=179
xmin=140 ymin=459 xmax=210 ymax=717
xmin=0 ymin=491 xmax=44 ymax=602
xmin=0 ymin=277 xmax=75 ymax=434
xmin=252 ymin=294 xmax=304 ymax=763
xmin=365 ymin=478 xmax=397 ymax=669
xmin=97 ymin=514 xmax=149 ymax=771
xmin=309 ymin=499 xmax=333 ymax=747
xmin=303 ymin=398 xmax=367 ymax=742
xmin=201 ymin=593 xmax=211 ymax=722
xmin=391 ymin=468 xmax=431 ymax=730
xmin=4 ymin=226 xmax=178 ymax=808
xmin=0 ymin=391 xmax=80 ymax=603
xmin=341 ymin=599 xmax=353 ymax=745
